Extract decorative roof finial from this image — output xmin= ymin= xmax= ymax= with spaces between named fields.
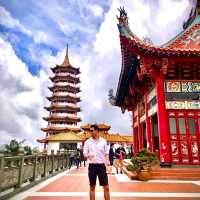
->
xmin=116 ymin=7 xmax=129 ymax=26
xmin=61 ymin=44 xmax=70 ymax=66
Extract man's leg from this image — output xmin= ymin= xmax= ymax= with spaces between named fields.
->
xmin=98 ymin=164 xmax=110 ymax=200
xmin=115 ymin=159 xmax=119 ymax=173
xmin=103 ymin=185 xmax=110 ymax=200
xmin=76 ymin=159 xmax=79 ymax=168
xmin=119 ymin=160 xmax=123 ymax=173
xmin=69 ymin=158 xmax=72 ymax=169
xmin=88 ymin=164 xmax=97 ymax=200
xmin=90 ymin=185 xmax=96 ymax=200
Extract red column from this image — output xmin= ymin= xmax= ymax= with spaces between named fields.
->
xmin=145 ymin=93 xmax=153 ymax=152
xmin=132 ymin=110 xmax=137 ymax=155
xmin=137 ymin=105 xmax=143 ymax=150
xmin=156 ymin=75 xmax=172 ymax=166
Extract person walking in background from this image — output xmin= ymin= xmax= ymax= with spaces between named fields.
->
xmin=69 ymin=151 xmax=76 ymax=169
xmin=80 ymin=145 xmax=86 ymax=167
xmin=108 ymin=143 xmax=115 ymax=174
xmin=83 ymin=124 xmax=110 ymax=200
xmin=115 ymin=143 xmax=126 ymax=174
xmin=76 ymin=148 xmax=81 ymax=169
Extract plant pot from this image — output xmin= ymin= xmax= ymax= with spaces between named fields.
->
xmin=137 ymin=169 xmax=151 ymax=181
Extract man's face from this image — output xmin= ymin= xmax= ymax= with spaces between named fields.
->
xmin=91 ymin=128 xmax=98 ymax=138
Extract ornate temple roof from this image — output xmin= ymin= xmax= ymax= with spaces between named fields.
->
xmin=46 ymin=132 xmax=83 ymax=142
xmin=47 ymin=94 xmax=81 ymax=102
xmin=38 ymin=131 xmax=132 ymax=143
xmin=43 ymin=115 xmax=81 ymax=122
xmin=50 ymin=75 xmax=80 ymax=84
xmin=117 ymin=4 xmax=200 ymax=57
xmin=81 ymin=123 xmax=111 ymax=131
xmin=79 ymin=132 xmax=132 ymax=143
xmin=48 ymin=85 xmax=80 ymax=93
xmin=45 ymin=104 xmax=81 ymax=112
xmin=41 ymin=126 xmax=81 ymax=133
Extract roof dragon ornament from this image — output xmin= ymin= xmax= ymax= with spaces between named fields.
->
xmin=117 ymin=7 xmax=129 ymax=26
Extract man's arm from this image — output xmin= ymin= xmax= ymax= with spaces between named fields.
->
xmin=83 ymin=141 xmax=89 ymax=159
xmin=104 ymin=142 xmax=109 ymax=165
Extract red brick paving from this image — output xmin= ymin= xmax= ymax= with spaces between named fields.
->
xmin=39 ymin=175 xmax=200 ymax=193
xmin=25 ymin=197 xmax=200 ymax=200
xmin=23 ymin=166 xmax=200 ymax=200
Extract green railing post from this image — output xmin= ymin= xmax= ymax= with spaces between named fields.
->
xmin=43 ymin=155 xmax=47 ymax=177
xmin=32 ymin=155 xmax=37 ymax=181
xmin=57 ymin=150 xmax=60 ymax=171
xmin=51 ymin=150 xmax=54 ymax=173
xmin=17 ymin=155 xmax=24 ymax=188
xmin=0 ymin=154 xmax=4 ymax=192
xmin=0 ymin=153 xmax=4 ymax=169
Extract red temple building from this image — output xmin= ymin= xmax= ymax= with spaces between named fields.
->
xmin=39 ymin=46 xmax=81 ymax=153
xmin=114 ymin=3 xmax=200 ymax=166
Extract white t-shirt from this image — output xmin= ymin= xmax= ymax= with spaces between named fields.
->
xmin=83 ymin=137 xmax=109 ymax=164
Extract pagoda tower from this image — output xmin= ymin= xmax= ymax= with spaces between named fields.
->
xmin=41 ymin=46 xmax=81 ymax=140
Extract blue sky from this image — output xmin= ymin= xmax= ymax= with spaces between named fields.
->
xmin=0 ymin=0 xmax=195 ymax=147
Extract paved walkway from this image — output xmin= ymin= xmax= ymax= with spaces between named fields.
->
xmin=9 ymin=165 xmax=200 ymax=200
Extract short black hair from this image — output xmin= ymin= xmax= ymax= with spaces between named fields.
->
xmin=90 ymin=124 xmax=99 ymax=131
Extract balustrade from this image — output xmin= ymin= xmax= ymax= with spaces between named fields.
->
xmin=0 ymin=152 xmax=71 ymax=199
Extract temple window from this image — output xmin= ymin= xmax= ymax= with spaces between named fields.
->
xmin=188 ymin=118 xmax=195 ymax=134
xmin=169 ymin=118 xmax=176 ymax=134
xmin=178 ymin=118 xmax=186 ymax=134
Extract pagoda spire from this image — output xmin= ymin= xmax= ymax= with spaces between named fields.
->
xmin=61 ymin=44 xmax=70 ymax=66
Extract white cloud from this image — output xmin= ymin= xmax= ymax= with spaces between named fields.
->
xmin=0 ymin=5 xmax=52 ymax=45
xmin=0 ymin=6 xmax=32 ymax=36
xmin=123 ymin=0 xmax=193 ymax=45
xmin=88 ymin=4 xmax=104 ymax=17
xmin=0 ymin=37 xmax=48 ymax=146
xmin=93 ymin=0 xmax=121 ymax=58
xmin=33 ymin=30 xmax=49 ymax=44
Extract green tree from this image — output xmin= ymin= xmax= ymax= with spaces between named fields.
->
xmin=24 ymin=145 xmax=32 ymax=155
xmin=5 ymin=139 xmax=25 ymax=155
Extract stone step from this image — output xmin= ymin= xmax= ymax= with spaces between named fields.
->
xmin=123 ymin=167 xmax=200 ymax=180
xmin=151 ymin=176 xmax=200 ymax=180
xmin=123 ymin=160 xmax=200 ymax=180
xmin=152 ymin=167 xmax=200 ymax=173
xmin=151 ymin=171 xmax=200 ymax=176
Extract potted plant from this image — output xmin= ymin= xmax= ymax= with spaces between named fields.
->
xmin=127 ymin=149 xmax=159 ymax=181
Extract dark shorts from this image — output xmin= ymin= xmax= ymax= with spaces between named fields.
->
xmin=88 ymin=164 xmax=108 ymax=186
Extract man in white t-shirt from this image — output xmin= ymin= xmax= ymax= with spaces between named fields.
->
xmin=83 ymin=124 xmax=110 ymax=200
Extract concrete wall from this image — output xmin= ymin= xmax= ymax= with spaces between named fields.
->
xmin=47 ymin=142 xmax=60 ymax=154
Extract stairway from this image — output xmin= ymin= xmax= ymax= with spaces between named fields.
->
xmin=150 ymin=167 xmax=200 ymax=180
xmin=123 ymin=160 xmax=200 ymax=180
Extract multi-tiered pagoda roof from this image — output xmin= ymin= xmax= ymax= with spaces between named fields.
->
xmin=41 ymin=46 xmax=81 ymax=137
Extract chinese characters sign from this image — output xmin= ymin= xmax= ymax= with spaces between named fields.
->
xmin=166 ymin=101 xmax=200 ymax=109
xmin=166 ymin=81 xmax=200 ymax=93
